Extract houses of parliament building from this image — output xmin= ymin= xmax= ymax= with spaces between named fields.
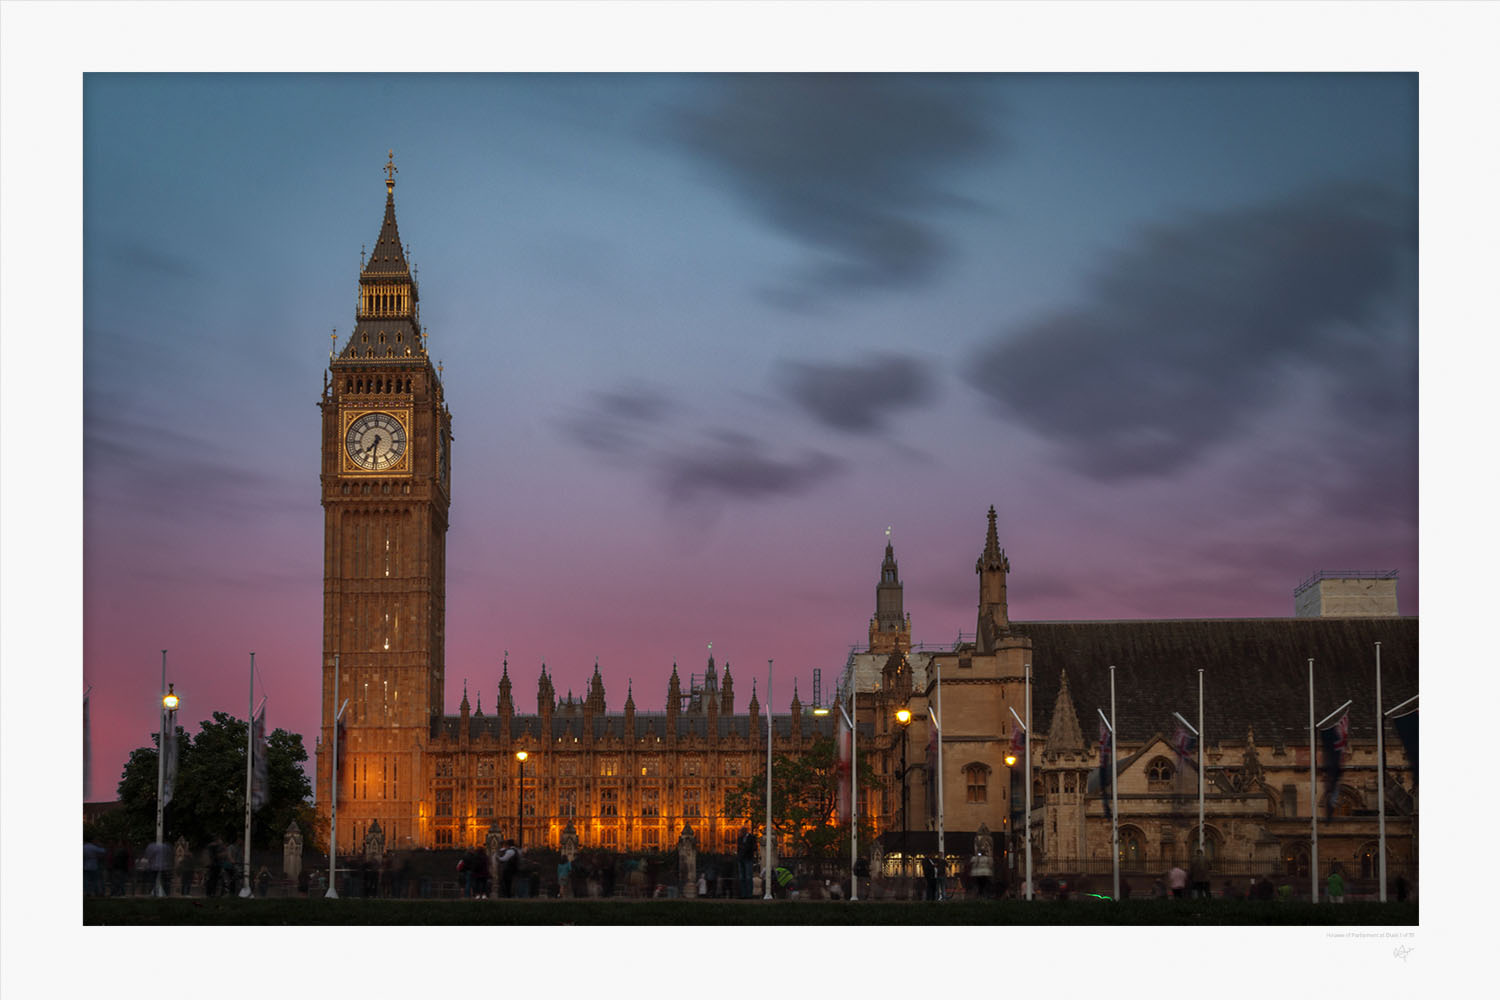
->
xmin=316 ymin=163 xmax=1418 ymax=886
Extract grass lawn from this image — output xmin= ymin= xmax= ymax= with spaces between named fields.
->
xmin=83 ymin=896 xmax=1418 ymax=926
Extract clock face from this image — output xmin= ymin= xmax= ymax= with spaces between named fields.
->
xmin=345 ymin=411 xmax=408 ymax=471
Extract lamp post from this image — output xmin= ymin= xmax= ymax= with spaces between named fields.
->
xmin=1004 ymin=751 xmax=1018 ymax=880
xmin=515 ymin=750 xmax=528 ymax=850
xmin=895 ymin=706 xmax=912 ymax=882
xmin=154 ymin=668 xmax=179 ymax=898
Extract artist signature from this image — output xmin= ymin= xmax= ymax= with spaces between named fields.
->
xmin=1393 ymin=945 xmax=1414 ymax=963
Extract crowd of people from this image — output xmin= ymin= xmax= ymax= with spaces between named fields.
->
xmin=86 ymin=831 xmax=1404 ymax=903
xmin=82 ymin=835 xmax=253 ymax=897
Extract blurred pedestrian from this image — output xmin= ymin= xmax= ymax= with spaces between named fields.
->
xmin=1327 ymin=865 xmax=1345 ymax=903
xmin=969 ymin=849 xmax=992 ymax=899
xmin=1167 ymin=864 xmax=1187 ymax=899
xmin=83 ymin=838 xmax=107 ymax=896
xmin=736 ymin=825 xmax=757 ymax=899
xmin=1189 ymin=849 xmax=1210 ymax=899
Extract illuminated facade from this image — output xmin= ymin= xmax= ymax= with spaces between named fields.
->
xmin=316 ymin=163 xmax=831 ymax=854
xmin=848 ymin=508 xmax=1419 ymax=889
xmin=317 ymin=165 xmax=1417 ymax=887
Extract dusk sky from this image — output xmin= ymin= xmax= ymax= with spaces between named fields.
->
xmin=69 ymin=66 xmax=1426 ymax=801
xmin=6 ymin=0 xmax=1498 ymax=989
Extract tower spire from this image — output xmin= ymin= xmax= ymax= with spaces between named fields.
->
xmin=870 ymin=526 xmax=911 ymax=655
xmin=976 ymin=504 xmax=1012 ymax=653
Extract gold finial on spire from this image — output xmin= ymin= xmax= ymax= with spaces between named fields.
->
xmin=330 ymin=328 xmax=337 ymax=359
xmin=384 ymin=150 xmax=398 ymax=194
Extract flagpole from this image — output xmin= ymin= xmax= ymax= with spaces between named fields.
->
xmin=154 ymin=649 xmax=167 ymax=897
xmin=764 ymin=658 xmax=773 ymax=900
xmin=1309 ymin=658 xmax=1318 ymax=904
xmin=327 ymin=654 xmax=341 ymax=899
xmin=1109 ymin=666 xmax=1119 ymax=903
xmin=838 ymin=692 xmax=858 ymax=901
xmin=933 ymin=659 xmax=944 ymax=900
xmin=1375 ymin=641 xmax=1385 ymax=903
xmin=1024 ymin=661 xmax=1032 ymax=901
xmin=240 ymin=652 xmax=256 ymax=898
xmin=84 ymin=685 xmax=93 ymax=802
xmin=1195 ymin=668 xmax=1204 ymax=856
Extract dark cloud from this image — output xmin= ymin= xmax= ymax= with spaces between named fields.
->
xmin=670 ymin=75 xmax=999 ymax=305
xmin=84 ymin=408 xmax=298 ymax=520
xmin=776 ymin=353 xmax=937 ymax=433
xmin=560 ymin=384 xmax=673 ymax=455
xmin=660 ymin=432 xmax=843 ymax=506
xmin=562 ymin=385 xmax=844 ymax=507
xmin=966 ymin=182 xmax=1416 ymax=481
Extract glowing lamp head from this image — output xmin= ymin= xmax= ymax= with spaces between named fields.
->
xmin=162 ymin=684 xmax=180 ymax=712
xmin=515 ymin=750 xmax=528 ymax=763
xmin=895 ymin=707 xmax=912 ymax=726
xmin=1004 ymin=753 xmax=1018 ymax=767
xmin=812 ymin=706 xmax=829 ymax=716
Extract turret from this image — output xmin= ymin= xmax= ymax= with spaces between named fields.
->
xmin=870 ymin=533 xmax=912 ymax=655
xmin=975 ymin=506 xmax=1012 ymax=654
xmin=537 ymin=665 xmax=555 ymax=726
xmin=666 ymin=663 xmax=682 ymax=742
xmin=720 ymin=664 xmax=735 ymax=715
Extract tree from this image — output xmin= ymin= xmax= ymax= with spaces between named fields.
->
xmin=113 ymin=711 xmax=314 ymax=849
xmin=723 ymin=736 xmax=880 ymax=860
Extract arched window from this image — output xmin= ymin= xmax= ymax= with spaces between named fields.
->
xmin=964 ymin=763 xmax=990 ymax=803
xmin=1147 ymin=756 xmax=1174 ymax=787
xmin=1358 ymin=841 xmax=1380 ymax=879
xmin=1326 ymin=785 xmax=1361 ymax=818
xmin=1186 ymin=825 xmax=1223 ymax=861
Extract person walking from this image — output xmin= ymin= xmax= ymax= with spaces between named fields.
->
xmin=83 ymin=838 xmax=107 ymax=897
xmin=969 ymin=849 xmax=993 ymax=900
xmin=1167 ymin=864 xmax=1187 ymax=899
xmin=1327 ymin=865 xmax=1345 ymax=903
xmin=497 ymin=839 xmax=520 ymax=898
xmin=1189 ymin=849 xmax=1210 ymax=899
xmin=736 ymin=824 xmax=757 ymax=899
xmin=145 ymin=838 xmax=171 ymax=894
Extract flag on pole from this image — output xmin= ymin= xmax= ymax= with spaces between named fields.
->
xmin=836 ymin=707 xmax=852 ymax=825
xmin=336 ymin=714 xmax=347 ymax=776
xmin=250 ymin=702 xmax=269 ymax=810
xmin=1391 ymin=708 xmax=1418 ymax=786
xmin=162 ymin=716 xmax=179 ymax=807
xmin=1319 ymin=711 xmax=1350 ymax=819
xmin=1171 ymin=722 xmax=1198 ymax=765
xmin=1009 ymin=723 xmax=1026 ymax=758
xmin=1098 ymin=718 xmax=1113 ymax=819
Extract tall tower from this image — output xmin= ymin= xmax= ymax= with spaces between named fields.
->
xmin=869 ymin=534 xmax=911 ymax=655
xmin=317 ymin=153 xmax=452 ymax=849
xmin=975 ymin=505 xmax=1011 ymax=654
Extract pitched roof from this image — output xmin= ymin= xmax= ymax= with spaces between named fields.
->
xmin=1013 ymin=617 xmax=1417 ymax=747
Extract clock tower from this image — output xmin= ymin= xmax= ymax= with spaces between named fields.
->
xmin=317 ymin=154 xmax=452 ymax=849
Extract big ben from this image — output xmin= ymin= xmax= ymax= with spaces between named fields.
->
xmin=317 ymin=154 xmax=451 ymax=850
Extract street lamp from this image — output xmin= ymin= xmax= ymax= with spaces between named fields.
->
xmin=894 ymin=707 xmax=912 ymax=881
xmin=154 ymin=668 xmax=179 ymax=898
xmin=515 ymin=750 xmax=528 ymax=850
